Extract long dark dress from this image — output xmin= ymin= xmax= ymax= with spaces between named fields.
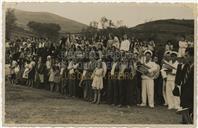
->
xmin=175 ymin=64 xmax=185 ymax=86
xmin=102 ymin=55 xmax=112 ymax=103
xmin=118 ymin=63 xmax=131 ymax=106
xmin=108 ymin=62 xmax=119 ymax=105
xmin=125 ymin=64 xmax=135 ymax=106
xmin=75 ymin=62 xmax=83 ymax=98
xmin=128 ymin=62 xmax=139 ymax=105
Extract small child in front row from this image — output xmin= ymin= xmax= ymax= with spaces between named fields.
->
xmin=9 ymin=62 xmax=16 ymax=86
xmin=91 ymin=61 xmax=104 ymax=104
xmin=54 ymin=66 xmax=61 ymax=92
xmin=49 ymin=66 xmax=55 ymax=92
xmin=22 ymin=60 xmax=30 ymax=86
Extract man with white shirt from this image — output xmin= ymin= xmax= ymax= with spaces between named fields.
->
xmin=178 ymin=36 xmax=188 ymax=57
xmin=46 ymin=56 xmax=52 ymax=70
xmin=166 ymin=51 xmax=180 ymax=110
xmin=161 ymin=51 xmax=171 ymax=106
xmin=139 ymin=50 xmax=157 ymax=108
xmin=120 ymin=34 xmax=130 ymax=51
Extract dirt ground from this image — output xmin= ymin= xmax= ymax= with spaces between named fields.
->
xmin=4 ymin=81 xmax=182 ymax=124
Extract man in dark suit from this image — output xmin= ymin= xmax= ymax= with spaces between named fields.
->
xmin=177 ymin=47 xmax=194 ymax=124
xmin=175 ymin=57 xmax=185 ymax=87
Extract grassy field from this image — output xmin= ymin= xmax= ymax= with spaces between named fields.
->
xmin=4 ymin=81 xmax=182 ymax=125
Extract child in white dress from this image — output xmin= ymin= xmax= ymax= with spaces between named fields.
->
xmin=91 ymin=61 xmax=104 ymax=104
xmin=49 ymin=66 xmax=55 ymax=92
xmin=9 ymin=60 xmax=19 ymax=86
xmin=22 ymin=60 xmax=30 ymax=86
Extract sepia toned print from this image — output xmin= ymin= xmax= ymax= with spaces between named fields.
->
xmin=3 ymin=2 xmax=196 ymax=126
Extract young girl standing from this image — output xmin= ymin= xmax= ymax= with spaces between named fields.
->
xmin=9 ymin=60 xmax=18 ymax=86
xmin=23 ymin=59 xmax=30 ymax=86
xmin=91 ymin=60 xmax=104 ymax=104
xmin=49 ymin=66 xmax=55 ymax=92
xmin=54 ymin=66 xmax=61 ymax=92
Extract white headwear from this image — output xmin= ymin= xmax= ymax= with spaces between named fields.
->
xmin=164 ymin=51 xmax=171 ymax=56
xmin=47 ymin=55 xmax=51 ymax=59
xmin=144 ymin=50 xmax=153 ymax=56
xmin=134 ymin=51 xmax=139 ymax=55
xmin=114 ymin=36 xmax=119 ymax=42
xmin=170 ymin=51 xmax=178 ymax=56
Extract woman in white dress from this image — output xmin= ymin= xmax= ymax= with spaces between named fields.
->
xmin=91 ymin=60 xmax=104 ymax=104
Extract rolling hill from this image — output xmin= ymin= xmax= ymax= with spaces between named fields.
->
xmin=128 ymin=19 xmax=194 ymax=43
xmin=14 ymin=9 xmax=88 ymax=33
xmin=11 ymin=9 xmax=194 ymax=43
xmin=131 ymin=19 xmax=193 ymax=34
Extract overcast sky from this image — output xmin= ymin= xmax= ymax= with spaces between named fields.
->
xmin=4 ymin=2 xmax=194 ymax=27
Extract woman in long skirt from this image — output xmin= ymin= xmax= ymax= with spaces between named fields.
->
xmin=110 ymin=60 xmax=120 ymax=106
xmin=54 ymin=66 xmax=61 ymax=92
xmin=117 ymin=57 xmax=128 ymax=107
xmin=35 ymin=57 xmax=45 ymax=89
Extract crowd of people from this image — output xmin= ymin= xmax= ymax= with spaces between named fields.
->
xmin=6 ymin=33 xmax=194 ymax=124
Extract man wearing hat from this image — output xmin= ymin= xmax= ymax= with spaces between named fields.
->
xmin=178 ymin=36 xmax=188 ymax=57
xmin=166 ymin=51 xmax=180 ymax=110
xmin=120 ymin=34 xmax=131 ymax=52
xmin=139 ymin=50 xmax=157 ymax=108
xmin=112 ymin=36 xmax=120 ymax=49
xmin=179 ymin=47 xmax=194 ymax=124
xmin=160 ymin=50 xmax=171 ymax=106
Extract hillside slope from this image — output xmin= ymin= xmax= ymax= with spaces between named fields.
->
xmin=128 ymin=19 xmax=194 ymax=42
xmin=131 ymin=19 xmax=193 ymax=34
xmin=14 ymin=9 xmax=88 ymax=33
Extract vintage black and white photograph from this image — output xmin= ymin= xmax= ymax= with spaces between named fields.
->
xmin=3 ymin=2 xmax=196 ymax=126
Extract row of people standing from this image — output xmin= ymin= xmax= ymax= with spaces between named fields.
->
xmin=7 ymin=34 xmax=193 ymax=114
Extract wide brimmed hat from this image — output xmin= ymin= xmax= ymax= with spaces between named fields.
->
xmin=164 ymin=51 xmax=171 ymax=56
xmin=144 ymin=50 xmax=153 ymax=56
xmin=170 ymin=51 xmax=178 ymax=57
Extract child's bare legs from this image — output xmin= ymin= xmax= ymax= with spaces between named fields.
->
xmin=30 ymin=79 xmax=34 ymax=88
xmin=26 ymin=79 xmax=29 ymax=86
xmin=11 ymin=79 xmax=15 ymax=86
xmin=92 ymin=89 xmax=97 ymax=104
xmin=96 ymin=89 xmax=101 ymax=104
xmin=28 ymin=79 xmax=32 ymax=87
xmin=56 ymin=83 xmax=59 ymax=92
xmin=50 ymin=82 xmax=54 ymax=92
xmin=60 ymin=80 xmax=64 ymax=94
xmin=83 ymin=86 xmax=88 ymax=100
xmin=83 ymin=83 xmax=88 ymax=100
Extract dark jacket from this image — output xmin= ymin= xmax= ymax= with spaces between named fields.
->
xmin=175 ymin=64 xmax=184 ymax=86
xmin=180 ymin=64 xmax=194 ymax=109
